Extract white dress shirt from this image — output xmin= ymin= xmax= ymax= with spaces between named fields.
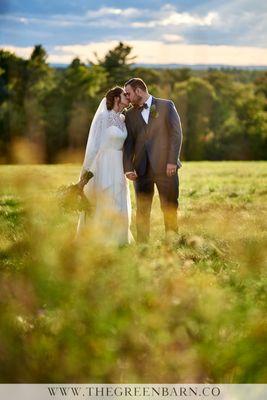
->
xmin=141 ymin=95 xmax=153 ymax=124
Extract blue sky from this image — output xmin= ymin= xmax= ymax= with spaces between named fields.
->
xmin=1 ymin=0 xmax=267 ymax=65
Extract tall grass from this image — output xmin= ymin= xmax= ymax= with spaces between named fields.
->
xmin=0 ymin=162 xmax=266 ymax=383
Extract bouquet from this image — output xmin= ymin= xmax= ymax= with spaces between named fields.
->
xmin=57 ymin=171 xmax=94 ymax=213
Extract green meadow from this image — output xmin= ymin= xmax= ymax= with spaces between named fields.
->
xmin=0 ymin=162 xmax=266 ymax=383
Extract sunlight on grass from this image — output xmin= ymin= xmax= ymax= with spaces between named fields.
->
xmin=0 ymin=162 xmax=266 ymax=383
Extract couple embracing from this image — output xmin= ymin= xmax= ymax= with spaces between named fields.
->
xmin=77 ymin=78 xmax=183 ymax=245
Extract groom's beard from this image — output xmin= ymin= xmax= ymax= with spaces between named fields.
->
xmin=132 ymin=95 xmax=143 ymax=108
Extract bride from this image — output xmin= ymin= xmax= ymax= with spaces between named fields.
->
xmin=76 ymin=87 xmax=134 ymax=245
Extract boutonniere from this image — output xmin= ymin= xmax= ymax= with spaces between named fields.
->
xmin=150 ymin=104 xmax=159 ymax=119
xmin=120 ymin=112 xmax=126 ymax=122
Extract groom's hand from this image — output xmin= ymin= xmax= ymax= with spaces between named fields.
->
xmin=166 ymin=163 xmax=177 ymax=177
xmin=125 ymin=171 xmax=138 ymax=181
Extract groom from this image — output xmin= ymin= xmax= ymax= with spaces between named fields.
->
xmin=123 ymin=78 xmax=183 ymax=242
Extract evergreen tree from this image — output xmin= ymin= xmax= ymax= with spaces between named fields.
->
xmin=94 ymin=42 xmax=135 ymax=87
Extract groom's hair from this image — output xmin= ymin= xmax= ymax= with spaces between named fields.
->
xmin=125 ymin=78 xmax=148 ymax=93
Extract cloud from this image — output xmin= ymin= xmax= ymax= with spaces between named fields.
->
xmin=163 ymin=11 xmax=218 ymax=26
xmin=132 ymin=11 xmax=218 ymax=28
xmin=1 ymin=45 xmax=33 ymax=58
xmin=86 ymin=7 xmax=141 ymax=18
xmin=51 ymin=42 xmax=120 ymax=63
xmin=83 ymin=5 xmax=219 ymax=29
xmin=47 ymin=41 xmax=267 ymax=66
xmin=190 ymin=0 xmax=267 ymax=47
xmin=1 ymin=2 xmax=266 ymax=50
xmin=0 ymin=13 xmax=78 ymax=27
xmin=3 ymin=40 xmax=267 ymax=66
xmin=162 ymin=34 xmax=184 ymax=43
xmin=0 ymin=6 xmax=142 ymax=30
xmin=19 ymin=17 xmax=28 ymax=24
xmin=0 ymin=5 xmax=218 ymax=30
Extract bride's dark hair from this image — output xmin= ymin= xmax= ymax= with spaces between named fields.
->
xmin=105 ymin=86 xmax=124 ymax=110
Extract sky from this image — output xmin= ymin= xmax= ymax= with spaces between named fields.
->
xmin=0 ymin=0 xmax=267 ymax=66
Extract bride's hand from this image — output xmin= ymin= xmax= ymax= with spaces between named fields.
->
xmin=76 ymin=181 xmax=85 ymax=192
xmin=126 ymin=171 xmax=138 ymax=181
xmin=76 ymin=170 xmax=93 ymax=191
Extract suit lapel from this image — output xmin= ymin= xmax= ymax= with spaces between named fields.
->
xmin=130 ymin=97 xmax=158 ymax=135
xmin=135 ymin=107 xmax=147 ymax=130
xmin=147 ymin=96 xmax=157 ymax=129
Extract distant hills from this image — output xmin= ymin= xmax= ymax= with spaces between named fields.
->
xmin=51 ymin=63 xmax=267 ymax=70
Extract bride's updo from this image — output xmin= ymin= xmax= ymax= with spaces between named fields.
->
xmin=106 ymin=86 xmax=124 ymax=110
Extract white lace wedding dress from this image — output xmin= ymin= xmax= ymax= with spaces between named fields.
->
xmin=77 ymin=103 xmax=134 ymax=245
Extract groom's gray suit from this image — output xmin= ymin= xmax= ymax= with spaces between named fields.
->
xmin=123 ymin=96 xmax=182 ymax=242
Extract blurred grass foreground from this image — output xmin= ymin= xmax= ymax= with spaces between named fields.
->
xmin=0 ymin=162 xmax=266 ymax=383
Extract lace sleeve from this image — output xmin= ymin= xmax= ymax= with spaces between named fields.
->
xmin=106 ymin=111 xmax=126 ymax=131
xmin=82 ymin=113 xmax=105 ymax=173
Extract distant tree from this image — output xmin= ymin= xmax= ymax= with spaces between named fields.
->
xmin=204 ymin=71 xmax=267 ymax=160
xmin=43 ymin=58 xmax=107 ymax=162
xmin=231 ymin=86 xmax=267 ymax=159
xmin=1 ymin=43 xmax=266 ymax=163
xmin=204 ymin=71 xmax=238 ymax=159
xmin=254 ymin=71 xmax=267 ymax=101
xmin=22 ymin=45 xmax=54 ymax=161
xmin=0 ymin=50 xmax=28 ymax=161
xmin=165 ymin=67 xmax=191 ymax=86
xmin=174 ymin=77 xmax=216 ymax=160
xmin=131 ymin=67 xmax=161 ymax=96
xmin=94 ymin=42 xmax=136 ymax=87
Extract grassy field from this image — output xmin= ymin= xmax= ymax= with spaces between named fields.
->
xmin=0 ymin=162 xmax=266 ymax=383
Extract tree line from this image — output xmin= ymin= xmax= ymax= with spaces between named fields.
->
xmin=0 ymin=42 xmax=266 ymax=163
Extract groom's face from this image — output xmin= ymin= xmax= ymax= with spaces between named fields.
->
xmin=125 ymin=85 xmax=142 ymax=107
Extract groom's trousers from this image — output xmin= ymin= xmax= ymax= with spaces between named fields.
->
xmin=134 ymin=158 xmax=179 ymax=242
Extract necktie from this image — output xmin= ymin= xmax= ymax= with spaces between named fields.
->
xmin=139 ymin=103 xmax=148 ymax=111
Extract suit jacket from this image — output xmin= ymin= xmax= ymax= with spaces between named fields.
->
xmin=123 ymin=97 xmax=182 ymax=176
